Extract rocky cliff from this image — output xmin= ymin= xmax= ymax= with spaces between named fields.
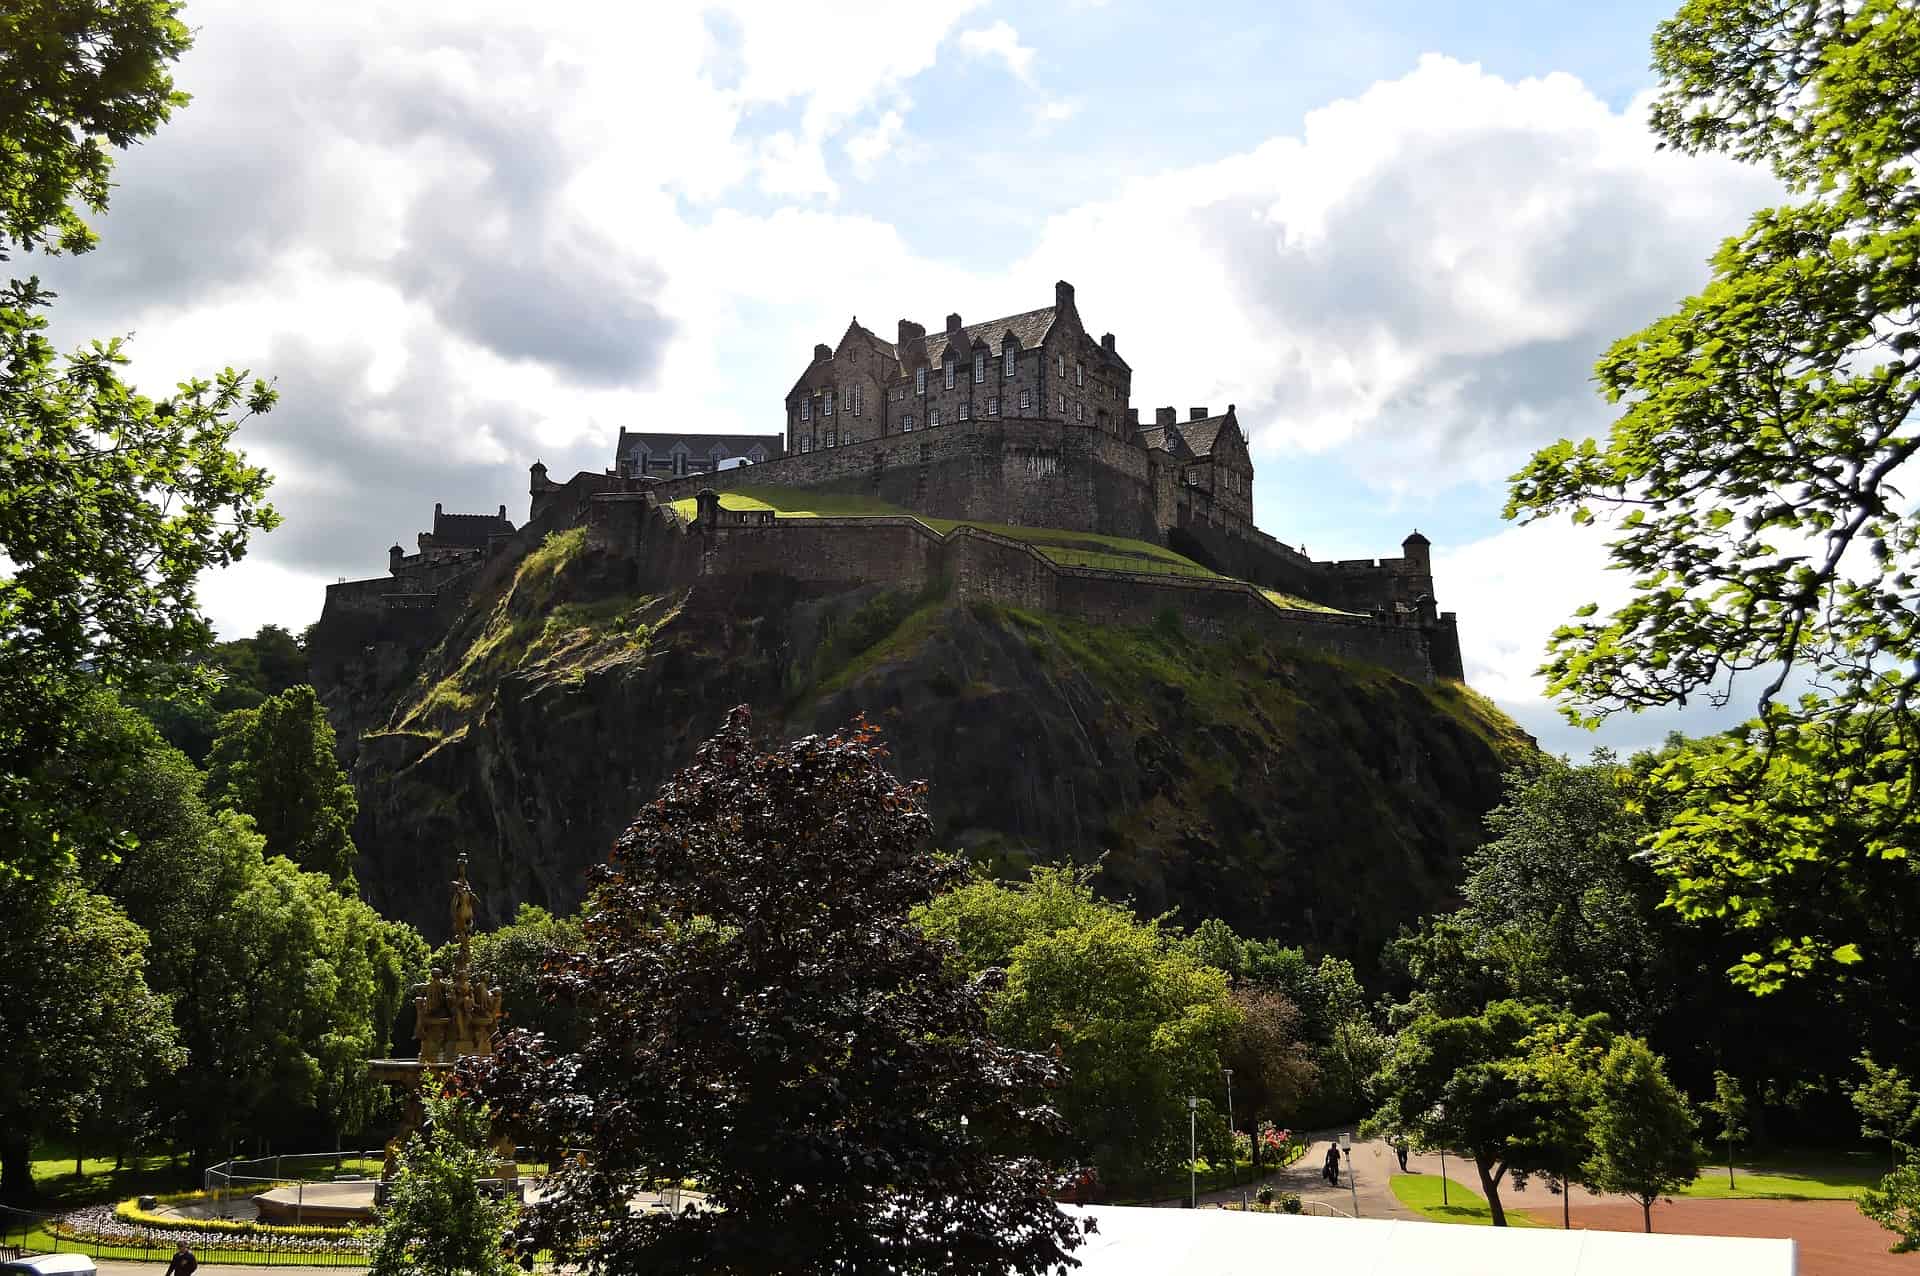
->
xmin=319 ymin=524 xmax=1531 ymax=971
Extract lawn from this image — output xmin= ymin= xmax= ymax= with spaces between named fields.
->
xmin=1390 ymin=1173 xmax=1545 ymax=1227
xmin=1677 ymin=1155 xmax=1880 ymax=1201
xmin=665 ymin=485 xmax=1352 ymax=612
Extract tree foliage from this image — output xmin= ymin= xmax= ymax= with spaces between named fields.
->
xmin=432 ymin=904 xmax=586 ymax=1054
xmin=1583 ymin=1037 xmax=1702 ymax=1233
xmin=204 ymin=685 xmax=356 ymax=884
xmin=1861 ymin=1152 xmax=1920 ymax=1254
xmin=0 ymin=0 xmax=192 ymax=257
xmin=477 ymin=709 xmax=1090 ymax=1276
xmin=1852 ymin=1054 xmax=1920 ymax=1169
xmin=1701 ymin=1069 xmax=1749 ymax=1188
xmin=368 ymin=1078 xmax=518 ymax=1276
xmin=0 ymin=873 xmax=180 ymax=1200
xmin=0 ymin=0 xmax=277 ymax=887
xmin=1506 ymin=0 xmax=1920 ymax=990
xmin=1365 ymin=1000 xmax=1611 ymax=1226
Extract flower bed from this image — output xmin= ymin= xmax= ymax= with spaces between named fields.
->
xmin=59 ymin=1203 xmax=370 ymax=1256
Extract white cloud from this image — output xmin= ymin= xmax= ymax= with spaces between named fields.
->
xmin=1012 ymin=54 xmax=1778 ymax=498
xmin=956 ymin=20 xmax=1037 ymax=83
xmin=1034 ymin=98 xmax=1081 ymax=126
xmin=846 ymin=108 xmax=908 ymax=178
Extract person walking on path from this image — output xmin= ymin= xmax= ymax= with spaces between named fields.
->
xmin=1322 ymin=1144 xmax=1341 ymax=1186
xmin=1392 ymin=1135 xmax=1409 ymax=1171
xmin=162 ymin=1244 xmax=197 ymax=1276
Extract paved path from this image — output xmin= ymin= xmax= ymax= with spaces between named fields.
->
xmin=1147 ymin=1136 xmax=1426 ymax=1220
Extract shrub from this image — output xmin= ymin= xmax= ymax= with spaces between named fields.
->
xmin=108 ymin=1196 xmax=367 ymax=1240
xmin=1256 ymin=1186 xmax=1274 ymax=1207
xmin=1280 ymin=1192 xmax=1303 ymax=1214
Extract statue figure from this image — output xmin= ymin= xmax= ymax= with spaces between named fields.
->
xmin=450 ymin=855 xmax=478 ymax=947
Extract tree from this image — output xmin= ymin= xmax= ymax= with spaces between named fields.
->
xmin=137 ymin=624 xmax=311 ymax=763
xmin=1852 ymin=1054 xmax=1920 ymax=1170
xmin=1701 ymin=1069 xmax=1749 ymax=1189
xmin=204 ymin=685 xmax=357 ymax=885
xmin=161 ymin=816 xmax=423 ymax=1165
xmin=1223 ymin=987 xmax=1317 ymax=1138
xmin=1505 ymin=0 xmax=1920 ymax=991
xmin=0 ymin=874 xmax=181 ymax=1201
xmin=476 ymin=709 xmax=1090 ymax=1276
xmin=990 ymin=910 xmax=1242 ymax=1182
xmin=1366 ymin=1000 xmax=1609 ymax=1226
xmin=368 ymin=1078 xmax=518 ymax=1276
xmin=1583 ymin=1038 xmax=1701 ymax=1233
xmin=1861 ymin=1152 xmax=1920 ymax=1254
xmin=0 ymin=0 xmax=277 ymax=887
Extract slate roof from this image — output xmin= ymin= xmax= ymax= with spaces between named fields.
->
xmin=616 ymin=429 xmax=785 ymax=463
xmin=1133 ymin=412 xmax=1240 ymax=462
xmin=430 ymin=509 xmax=514 ymax=548
xmin=923 ymin=306 xmax=1058 ymax=368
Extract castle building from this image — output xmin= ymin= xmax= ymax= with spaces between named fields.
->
xmin=614 ymin=428 xmax=784 ymax=479
xmin=781 ymin=280 xmax=1255 ymax=525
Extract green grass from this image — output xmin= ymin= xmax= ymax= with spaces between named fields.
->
xmin=1677 ymin=1158 xmax=1878 ymax=1200
xmin=22 ymin=1151 xmax=194 ymax=1209
xmin=1390 ymin=1174 xmax=1545 ymax=1226
xmin=664 ymin=485 xmax=1354 ymax=611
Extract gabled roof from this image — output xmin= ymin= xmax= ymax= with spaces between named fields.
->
xmin=841 ymin=318 xmax=896 ymax=360
xmin=1132 ymin=424 xmax=1192 ymax=460
xmin=616 ymin=429 xmax=785 ymax=463
xmin=430 ymin=509 xmax=514 ymax=548
xmin=1172 ymin=410 xmax=1243 ymax=461
xmin=924 ymin=305 xmax=1058 ymax=368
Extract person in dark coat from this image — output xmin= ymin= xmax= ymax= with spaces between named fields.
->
xmin=163 ymin=1244 xmax=197 ymax=1276
xmin=1323 ymin=1144 xmax=1341 ymax=1186
xmin=1393 ymin=1135 xmax=1410 ymax=1171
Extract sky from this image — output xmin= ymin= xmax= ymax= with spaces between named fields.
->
xmin=30 ymin=0 xmax=1787 ymax=757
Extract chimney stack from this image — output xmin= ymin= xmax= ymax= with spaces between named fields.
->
xmin=1190 ymin=407 xmax=1209 ymax=421
xmin=434 ymin=502 xmax=443 ymax=517
xmin=1055 ymin=280 xmax=1075 ymax=309
xmin=1127 ymin=407 xmax=1140 ymax=427
xmin=498 ymin=504 xmax=507 ymax=520
xmin=1156 ymin=407 xmax=1176 ymax=427
xmin=946 ymin=312 xmax=963 ymax=333
xmin=1101 ymin=333 xmax=1116 ymax=352
xmin=814 ymin=343 xmax=832 ymax=363
xmin=897 ymin=319 xmax=926 ymax=349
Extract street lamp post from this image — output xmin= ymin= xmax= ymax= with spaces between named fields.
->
xmin=1188 ymin=1097 xmax=1199 ymax=1209
xmin=1339 ymin=1130 xmax=1359 ymax=1219
xmin=1223 ymin=1068 xmax=1236 ymax=1201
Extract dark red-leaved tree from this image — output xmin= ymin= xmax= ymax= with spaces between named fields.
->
xmin=473 ymin=707 xmax=1091 ymax=1275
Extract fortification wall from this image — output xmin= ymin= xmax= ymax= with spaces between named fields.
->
xmin=688 ymin=514 xmax=1443 ymax=683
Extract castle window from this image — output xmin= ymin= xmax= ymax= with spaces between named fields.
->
xmin=801 ymin=398 xmax=811 ymax=422
xmin=973 ymin=352 xmax=985 ymax=383
xmin=1004 ymin=345 xmax=1015 ymax=376
xmin=1075 ymin=403 xmax=1084 ymax=422
xmin=1057 ymin=393 xmax=1064 ymax=414
xmin=1020 ymin=388 xmax=1030 ymax=410
xmin=1076 ymin=363 xmax=1084 ymax=387
xmin=823 ymin=390 xmax=834 ymax=417
xmin=1057 ymin=354 xmax=1064 ymax=378
xmin=930 ymin=407 xmax=941 ymax=427
xmin=988 ymin=396 xmax=999 ymax=416
xmin=916 ymin=367 xmax=926 ymax=395
xmin=944 ymin=358 xmax=955 ymax=390
xmin=902 ymin=415 xmax=914 ymax=432
xmin=959 ymin=402 xmax=969 ymax=421
xmin=853 ymin=385 xmax=863 ymax=417
xmin=826 ymin=430 xmax=836 ymax=448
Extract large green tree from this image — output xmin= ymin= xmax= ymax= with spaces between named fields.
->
xmin=1366 ymin=1000 xmax=1611 ymax=1226
xmin=0 ymin=874 xmax=181 ymax=1200
xmin=479 ymin=710 xmax=1089 ymax=1276
xmin=204 ymin=685 xmax=357 ymax=885
xmin=1506 ymin=0 xmax=1920 ymax=993
xmin=368 ymin=1078 xmax=518 ymax=1276
xmin=0 ymin=0 xmax=278 ymax=887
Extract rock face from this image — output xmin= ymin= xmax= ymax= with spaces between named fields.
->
xmin=320 ymin=528 xmax=1529 ymax=971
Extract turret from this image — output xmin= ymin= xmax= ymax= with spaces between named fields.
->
xmin=1402 ymin=529 xmax=1431 ymax=571
xmin=389 ymin=544 xmax=405 ymax=573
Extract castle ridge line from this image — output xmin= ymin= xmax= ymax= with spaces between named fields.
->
xmin=315 ymin=280 xmax=1464 ymax=685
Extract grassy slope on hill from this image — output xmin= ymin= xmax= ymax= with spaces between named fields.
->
xmin=666 ymin=485 xmax=1348 ymax=612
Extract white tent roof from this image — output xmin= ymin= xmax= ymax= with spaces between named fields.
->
xmin=1068 ymin=1206 xmax=1795 ymax=1276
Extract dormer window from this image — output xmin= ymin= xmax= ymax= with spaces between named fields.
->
xmin=973 ymin=352 xmax=985 ymax=383
xmin=1003 ymin=344 xmax=1015 ymax=377
xmin=944 ymin=357 xmax=956 ymax=390
xmin=801 ymin=398 xmax=811 ymax=422
xmin=916 ymin=367 xmax=927 ymax=395
xmin=823 ymin=390 xmax=834 ymax=417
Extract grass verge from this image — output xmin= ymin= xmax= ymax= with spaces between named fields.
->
xmin=1390 ymin=1173 xmax=1545 ymax=1227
